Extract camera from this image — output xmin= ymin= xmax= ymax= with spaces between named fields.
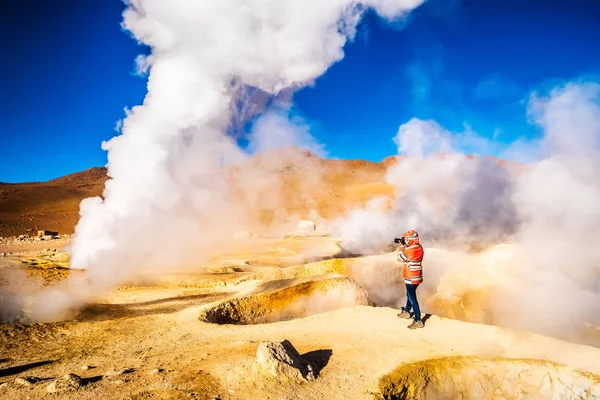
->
xmin=394 ymin=237 xmax=406 ymax=246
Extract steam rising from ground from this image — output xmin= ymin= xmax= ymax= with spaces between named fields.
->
xmin=335 ymin=118 xmax=519 ymax=253
xmin=17 ymin=1 xmax=425 ymax=322
xmin=335 ymin=81 xmax=600 ymax=342
xmin=4 ymin=0 xmax=598 ymax=347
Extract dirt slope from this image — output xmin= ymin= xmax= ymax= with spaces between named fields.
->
xmin=0 ymin=168 xmax=108 ymax=237
xmin=1 ymin=234 xmax=599 ymax=399
xmin=0 ymin=147 xmax=517 ymax=237
xmin=225 ymin=147 xmax=395 ymax=229
xmin=2 ymin=295 xmax=599 ymax=399
xmin=0 ymin=148 xmax=394 ymax=237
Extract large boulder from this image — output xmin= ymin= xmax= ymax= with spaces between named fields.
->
xmin=256 ymin=340 xmax=316 ymax=381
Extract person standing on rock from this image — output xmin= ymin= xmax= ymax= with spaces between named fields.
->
xmin=396 ymin=230 xmax=425 ymax=329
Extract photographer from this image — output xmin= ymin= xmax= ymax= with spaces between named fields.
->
xmin=395 ymin=230 xmax=425 ymax=329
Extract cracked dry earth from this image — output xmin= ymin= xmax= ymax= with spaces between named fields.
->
xmin=1 ymin=236 xmax=600 ymax=399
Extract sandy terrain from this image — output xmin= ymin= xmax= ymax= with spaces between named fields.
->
xmin=1 ymin=149 xmax=598 ymax=399
xmin=1 ymin=236 xmax=599 ymax=399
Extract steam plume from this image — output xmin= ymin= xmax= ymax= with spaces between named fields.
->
xmin=24 ymin=0 xmax=426 ymax=320
xmin=334 ymin=80 xmax=600 ymax=342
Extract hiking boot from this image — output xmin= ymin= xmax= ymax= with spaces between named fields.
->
xmin=408 ymin=320 xmax=424 ymax=329
xmin=397 ymin=308 xmax=411 ymax=319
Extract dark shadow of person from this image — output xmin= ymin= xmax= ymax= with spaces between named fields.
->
xmin=422 ymin=313 xmax=432 ymax=325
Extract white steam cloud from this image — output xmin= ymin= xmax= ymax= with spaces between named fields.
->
xmin=249 ymin=109 xmax=326 ymax=157
xmin=336 ymin=118 xmax=518 ymax=254
xmin=14 ymin=0 xmax=597 ymax=347
xmin=334 ymin=80 xmax=600 ymax=342
xmin=24 ymin=0 xmax=426 ymax=321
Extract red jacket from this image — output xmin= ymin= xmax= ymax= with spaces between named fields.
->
xmin=397 ymin=230 xmax=423 ymax=284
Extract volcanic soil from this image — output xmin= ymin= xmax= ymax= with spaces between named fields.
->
xmin=1 ymin=149 xmax=598 ymax=398
xmin=1 ymin=236 xmax=600 ymax=400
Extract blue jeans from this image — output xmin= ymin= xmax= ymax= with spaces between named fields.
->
xmin=404 ymin=283 xmax=421 ymax=321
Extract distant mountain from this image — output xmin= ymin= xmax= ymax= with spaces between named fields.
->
xmin=0 ymin=147 xmax=513 ymax=237
xmin=0 ymin=168 xmax=108 ymax=237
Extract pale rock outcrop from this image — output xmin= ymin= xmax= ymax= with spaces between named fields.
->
xmin=256 ymin=340 xmax=316 ymax=381
xmin=46 ymin=373 xmax=83 ymax=393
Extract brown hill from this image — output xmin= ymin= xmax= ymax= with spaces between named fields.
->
xmin=0 ymin=167 xmax=108 ymax=237
xmin=224 ymin=146 xmax=394 ymax=229
xmin=0 ymin=147 xmax=395 ymax=237
xmin=0 ymin=148 xmax=395 ymax=237
xmin=0 ymin=147 xmax=514 ymax=237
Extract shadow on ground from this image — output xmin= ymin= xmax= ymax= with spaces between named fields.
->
xmin=83 ymin=375 xmax=103 ymax=385
xmin=0 ymin=360 xmax=55 ymax=378
xmin=303 ymin=349 xmax=333 ymax=378
xmin=422 ymin=314 xmax=432 ymax=325
xmin=77 ymin=292 xmax=230 ymax=322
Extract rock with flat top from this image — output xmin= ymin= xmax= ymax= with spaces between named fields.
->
xmin=256 ymin=340 xmax=315 ymax=381
xmin=14 ymin=376 xmax=40 ymax=386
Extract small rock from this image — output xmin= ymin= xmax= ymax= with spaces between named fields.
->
xmin=105 ymin=367 xmax=135 ymax=376
xmin=1 ymin=252 xmax=6 ymax=257
xmin=289 ymin=220 xmax=317 ymax=237
xmin=0 ymin=382 xmax=8 ymax=389
xmin=46 ymin=373 xmax=83 ymax=393
xmin=81 ymin=365 xmax=95 ymax=371
xmin=46 ymin=381 xmax=58 ymax=392
xmin=256 ymin=340 xmax=316 ymax=381
xmin=15 ymin=376 xmax=40 ymax=386
xmin=148 ymin=368 xmax=164 ymax=375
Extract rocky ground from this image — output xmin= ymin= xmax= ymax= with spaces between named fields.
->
xmin=0 ymin=234 xmax=71 ymax=254
xmin=1 ymin=236 xmax=599 ymax=399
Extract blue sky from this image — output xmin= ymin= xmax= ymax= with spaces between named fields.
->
xmin=1 ymin=0 xmax=599 ymax=182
